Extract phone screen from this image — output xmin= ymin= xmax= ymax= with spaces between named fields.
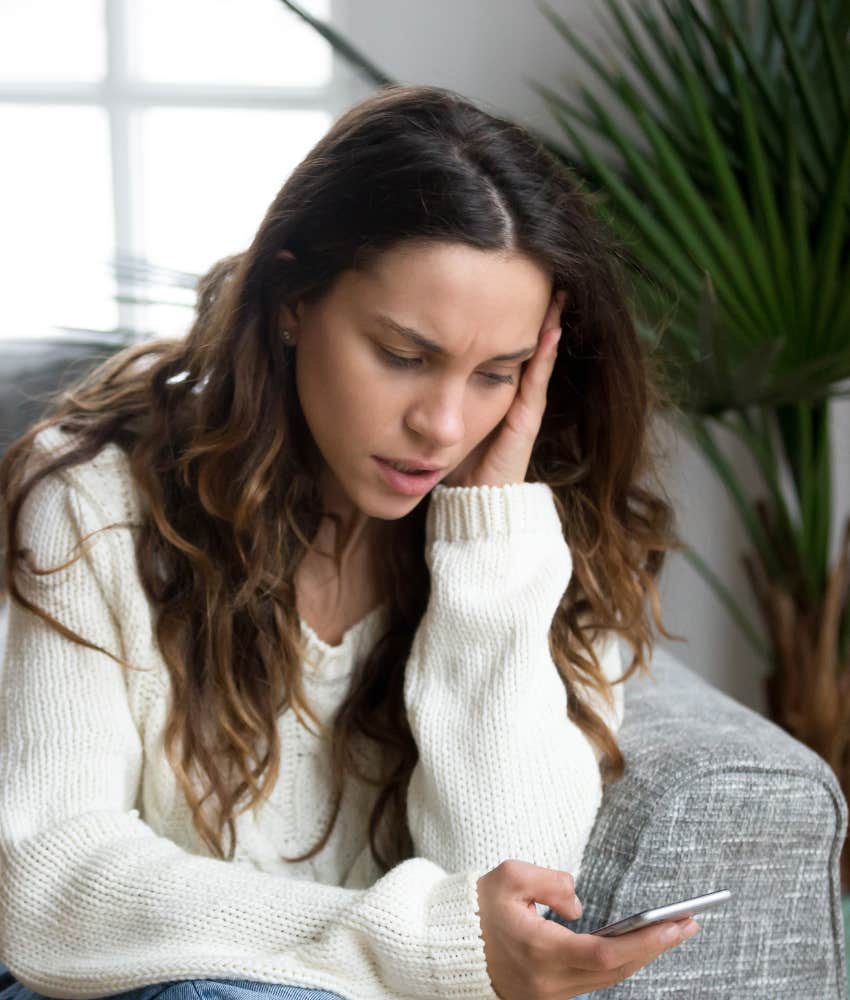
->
xmin=590 ymin=889 xmax=732 ymax=936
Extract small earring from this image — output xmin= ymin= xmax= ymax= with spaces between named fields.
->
xmin=282 ymin=329 xmax=292 ymax=344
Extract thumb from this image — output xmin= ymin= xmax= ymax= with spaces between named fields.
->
xmin=525 ymin=866 xmax=583 ymax=921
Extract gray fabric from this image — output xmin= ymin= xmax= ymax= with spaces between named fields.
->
xmin=0 ymin=336 xmax=128 ymax=577
xmin=545 ymin=645 xmax=849 ymax=998
xmin=0 ymin=337 xmax=128 ymax=458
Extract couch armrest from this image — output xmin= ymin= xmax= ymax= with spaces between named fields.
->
xmin=547 ymin=646 xmax=848 ymax=999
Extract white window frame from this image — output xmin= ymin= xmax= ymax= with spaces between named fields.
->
xmin=0 ymin=0 xmax=354 ymax=338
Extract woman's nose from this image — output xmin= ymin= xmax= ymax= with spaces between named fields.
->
xmin=404 ymin=383 xmax=466 ymax=449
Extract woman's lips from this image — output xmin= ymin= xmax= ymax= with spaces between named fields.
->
xmin=373 ymin=457 xmax=444 ymax=496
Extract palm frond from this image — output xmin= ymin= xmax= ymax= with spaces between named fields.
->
xmin=535 ymin=0 xmax=849 ymax=645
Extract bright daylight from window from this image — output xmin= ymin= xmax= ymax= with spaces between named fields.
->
xmin=0 ymin=0 xmax=334 ymax=342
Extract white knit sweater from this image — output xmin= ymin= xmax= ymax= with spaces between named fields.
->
xmin=0 ymin=424 xmax=624 ymax=1000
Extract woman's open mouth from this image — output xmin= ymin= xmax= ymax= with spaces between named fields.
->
xmin=373 ymin=457 xmax=444 ymax=496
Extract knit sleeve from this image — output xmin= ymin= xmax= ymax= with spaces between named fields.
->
xmin=403 ymin=481 xmax=621 ymax=886
xmin=0 ymin=453 xmax=499 ymax=1000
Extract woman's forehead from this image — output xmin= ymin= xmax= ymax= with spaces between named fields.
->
xmin=344 ymin=242 xmax=553 ymax=337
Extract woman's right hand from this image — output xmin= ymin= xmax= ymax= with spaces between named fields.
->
xmin=476 ymin=860 xmax=700 ymax=1000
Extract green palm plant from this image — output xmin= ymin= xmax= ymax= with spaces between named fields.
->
xmin=525 ymin=0 xmax=850 ymax=887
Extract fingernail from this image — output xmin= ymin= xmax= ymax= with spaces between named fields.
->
xmin=661 ymin=926 xmax=681 ymax=944
xmin=681 ymin=921 xmax=700 ymax=939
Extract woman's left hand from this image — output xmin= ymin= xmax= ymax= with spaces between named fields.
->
xmin=441 ymin=290 xmax=567 ymax=489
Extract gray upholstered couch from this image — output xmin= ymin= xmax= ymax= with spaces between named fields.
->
xmin=545 ymin=645 xmax=849 ymax=998
xmin=0 ymin=336 xmax=130 ymax=456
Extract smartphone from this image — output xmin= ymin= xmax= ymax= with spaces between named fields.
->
xmin=590 ymin=889 xmax=732 ymax=936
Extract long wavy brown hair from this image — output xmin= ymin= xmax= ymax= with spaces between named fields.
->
xmin=0 ymin=83 xmax=684 ymax=876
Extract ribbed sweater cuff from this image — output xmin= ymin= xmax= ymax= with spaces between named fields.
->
xmin=427 ymin=482 xmax=559 ymax=543
xmin=427 ymin=869 xmax=499 ymax=999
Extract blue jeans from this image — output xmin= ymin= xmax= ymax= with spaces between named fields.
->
xmin=0 ymin=960 xmax=592 ymax=999
xmin=0 ymin=965 xmax=347 ymax=1000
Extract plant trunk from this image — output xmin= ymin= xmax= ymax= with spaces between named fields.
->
xmin=742 ymin=511 xmax=850 ymax=892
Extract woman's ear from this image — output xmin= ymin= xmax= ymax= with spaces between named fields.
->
xmin=278 ymin=301 xmax=302 ymax=345
xmin=276 ymin=249 xmax=301 ymax=344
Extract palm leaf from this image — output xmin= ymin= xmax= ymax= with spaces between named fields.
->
xmin=812 ymin=123 xmax=850 ymax=340
xmin=598 ymin=0 xmax=698 ymax=144
xmin=534 ymin=0 xmax=706 ymax=174
xmin=274 ymin=0 xmax=394 ymax=86
xmin=674 ymin=48 xmax=785 ymax=333
xmin=707 ymin=0 xmax=826 ymax=193
xmin=815 ymin=0 xmax=850 ymax=117
xmin=728 ymin=51 xmax=792 ymax=322
xmin=768 ymin=0 xmax=833 ymax=169
xmin=784 ymin=85 xmax=815 ymax=355
xmin=534 ymin=0 xmax=849 ymax=668
xmin=546 ymin=105 xmax=705 ymax=302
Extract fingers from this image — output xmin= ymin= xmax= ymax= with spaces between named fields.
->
xmin=565 ymin=919 xmax=696 ymax=974
xmin=516 ymin=292 xmax=564 ymax=415
xmin=536 ymin=290 xmax=566 ymax=361
xmin=601 ymin=922 xmax=700 ymax=989
xmin=535 ymin=291 xmax=566 ymax=358
xmin=531 ymin=915 xmax=698 ymax=997
xmin=543 ymin=289 xmax=567 ymax=333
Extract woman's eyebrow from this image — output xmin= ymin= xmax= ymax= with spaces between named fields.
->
xmin=372 ymin=314 xmax=538 ymax=363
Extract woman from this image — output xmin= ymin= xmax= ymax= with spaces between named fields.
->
xmin=0 ymin=84 xmax=697 ymax=1000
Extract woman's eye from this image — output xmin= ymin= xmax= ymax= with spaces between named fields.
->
xmin=378 ymin=348 xmax=514 ymax=386
xmin=379 ymin=348 xmax=421 ymax=370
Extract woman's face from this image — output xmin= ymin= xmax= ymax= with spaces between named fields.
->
xmin=282 ymin=241 xmax=553 ymax=524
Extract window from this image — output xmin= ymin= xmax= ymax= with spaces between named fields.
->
xmin=0 ymin=0 xmax=343 ymax=341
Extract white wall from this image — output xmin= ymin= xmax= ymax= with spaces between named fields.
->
xmin=333 ymin=0 xmax=850 ymax=716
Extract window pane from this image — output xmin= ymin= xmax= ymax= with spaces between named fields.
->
xmin=131 ymin=0 xmax=333 ymax=86
xmin=136 ymin=107 xmax=330 ymax=336
xmin=0 ymin=0 xmax=106 ymax=83
xmin=0 ymin=105 xmax=116 ymax=339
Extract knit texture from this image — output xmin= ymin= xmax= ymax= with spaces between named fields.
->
xmin=0 ymin=425 xmax=624 ymax=999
